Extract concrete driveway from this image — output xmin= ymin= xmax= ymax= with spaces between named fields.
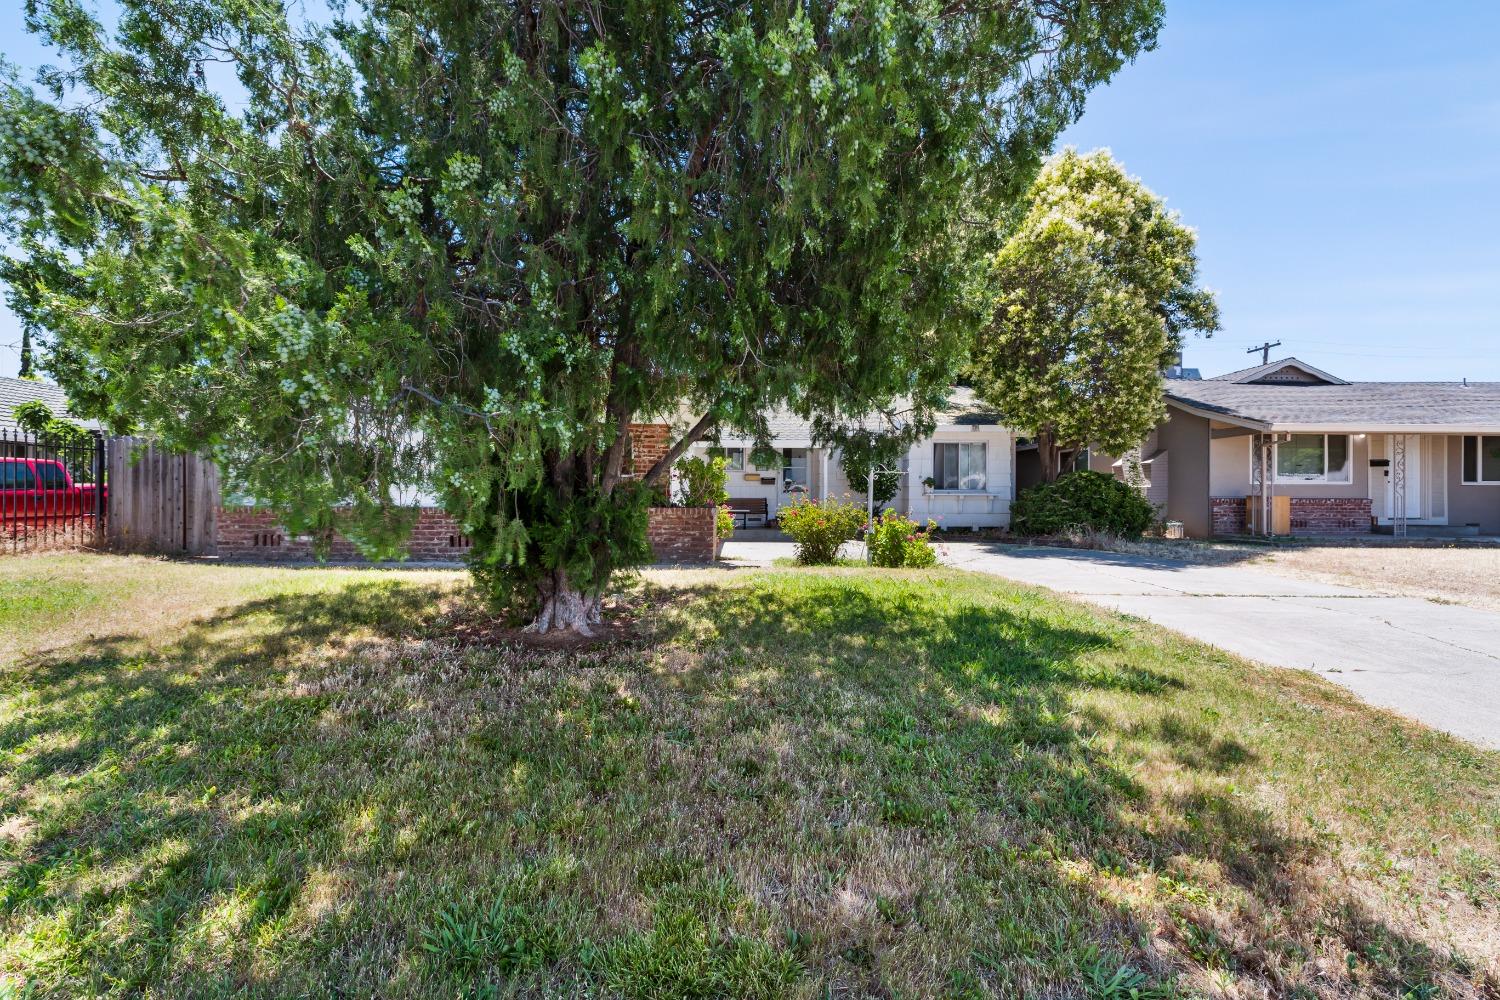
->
xmin=941 ymin=541 xmax=1500 ymax=749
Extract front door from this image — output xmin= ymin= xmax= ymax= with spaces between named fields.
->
xmin=1380 ymin=434 xmax=1423 ymax=522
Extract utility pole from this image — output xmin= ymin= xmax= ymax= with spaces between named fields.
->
xmin=1246 ymin=340 xmax=1282 ymax=366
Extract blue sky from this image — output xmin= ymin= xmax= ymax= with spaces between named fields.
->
xmin=1 ymin=1 xmax=1496 ymax=382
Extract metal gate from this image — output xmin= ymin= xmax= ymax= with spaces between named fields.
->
xmin=0 ymin=428 xmax=108 ymax=554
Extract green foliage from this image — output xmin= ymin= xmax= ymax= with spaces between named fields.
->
xmin=837 ymin=431 xmax=905 ymax=508
xmin=972 ymin=149 xmax=1220 ymax=471
xmin=677 ymin=454 xmax=734 ymax=539
xmin=866 ymin=509 xmax=938 ymax=568
xmin=0 ymin=1 xmax=1163 ymax=623
xmin=1012 ymin=470 xmax=1155 ymax=539
xmin=12 ymin=400 xmax=86 ymax=448
xmin=777 ymin=496 xmax=866 ymax=565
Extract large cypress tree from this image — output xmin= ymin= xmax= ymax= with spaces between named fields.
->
xmin=0 ymin=0 xmax=1161 ymax=632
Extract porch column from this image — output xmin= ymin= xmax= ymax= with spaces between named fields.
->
xmin=1392 ymin=433 xmax=1408 ymax=537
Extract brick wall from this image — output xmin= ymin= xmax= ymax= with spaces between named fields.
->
xmin=218 ymin=504 xmax=715 ymax=563
xmin=1288 ymin=497 xmax=1372 ymax=536
xmin=646 ymin=506 xmax=717 ymax=563
xmin=628 ymin=423 xmax=672 ymax=477
xmin=1210 ymin=497 xmax=1247 ymax=536
xmin=216 ymin=507 xmax=473 ymax=561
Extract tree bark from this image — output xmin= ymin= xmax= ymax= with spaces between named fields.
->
xmin=1037 ymin=427 xmax=1062 ymax=483
xmin=527 ymin=568 xmax=599 ymax=636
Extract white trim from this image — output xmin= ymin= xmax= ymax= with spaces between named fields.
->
xmin=1461 ymin=434 xmax=1500 ymax=485
xmin=1266 ymin=433 xmax=1354 ymax=484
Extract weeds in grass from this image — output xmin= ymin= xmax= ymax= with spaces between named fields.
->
xmin=0 ymin=557 xmax=1495 ymax=997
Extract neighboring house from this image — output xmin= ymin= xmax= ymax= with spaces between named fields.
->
xmin=0 ymin=377 xmax=101 ymax=458
xmin=683 ymin=388 xmax=1017 ymax=529
xmin=1106 ymin=357 xmax=1500 ymax=538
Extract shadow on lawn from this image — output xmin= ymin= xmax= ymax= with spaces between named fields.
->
xmin=0 ymin=572 xmax=1490 ymax=998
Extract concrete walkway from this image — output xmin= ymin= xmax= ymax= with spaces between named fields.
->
xmin=941 ymin=541 xmax=1500 ymax=749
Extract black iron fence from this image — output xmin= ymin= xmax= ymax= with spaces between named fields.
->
xmin=0 ymin=428 xmax=107 ymax=554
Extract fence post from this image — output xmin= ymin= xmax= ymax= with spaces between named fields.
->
xmin=93 ymin=431 xmax=107 ymax=549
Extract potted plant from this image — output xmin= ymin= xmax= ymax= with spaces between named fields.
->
xmin=921 ymin=476 xmax=937 ymax=494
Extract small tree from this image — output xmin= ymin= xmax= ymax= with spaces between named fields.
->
xmin=837 ymin=430 xmax=904 ymax=509
xmin=972 ymin=149 xmax=1220 ymax=481
xmin=0 ymin=4 xmax=1162 ymax=633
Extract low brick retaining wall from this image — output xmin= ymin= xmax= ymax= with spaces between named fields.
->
xmin=645 ymin=506 xmax=718 ymax=563
xmin=1287 ymin=496 xmax=1372 ymax=536
xmin=216 ymin=504 xmax=717 ymax=563
xmin=216 ymin=507 xmax=473 ymax=561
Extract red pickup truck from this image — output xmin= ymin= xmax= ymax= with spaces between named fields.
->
xmin=0 ymin=457 xmax=106 ymax=524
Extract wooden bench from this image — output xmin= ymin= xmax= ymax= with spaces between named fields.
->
xmin=726 ymin=497 xmax=768 ymax=528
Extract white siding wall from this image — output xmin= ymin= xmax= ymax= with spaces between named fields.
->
xmin=906 ymin=429 xmax=1015 ymax=529
xmin=1209 ymin=434 xmax=1252 ymax=498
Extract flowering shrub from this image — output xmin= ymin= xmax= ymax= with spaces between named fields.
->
xmin=778 ymin=496 xmax=866 ymax=565
xmin=715 ymin=503 xmax=736 ymax=540
xmin=866 ymin=509 xmax=939 ymax=568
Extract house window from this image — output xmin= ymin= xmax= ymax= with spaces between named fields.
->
xmin=709 ymin=447 xmax=745 ymax=471
xmin=1462 ymin=435 xmax=1500 ymax=484
xmin=932 ymin=443 xmax=987 ymax=491
xmin=1274 ymin=434 xmax=1351 ymax=483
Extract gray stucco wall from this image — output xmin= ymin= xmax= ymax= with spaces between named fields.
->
xmin=1160 ymin=407 xmax=1211 ymax=537
xmin=1446 ymin=435 xmax=1500 ymax=532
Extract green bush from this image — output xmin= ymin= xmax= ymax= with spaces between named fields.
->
xmin=1012 ymin=469 xmax=1155 ymax=539
xmin=677 ymin=455 xmax=734 ymax=539
xmin=866 ymin=509 xmax=938 ymax=568
xmin=778 ymin=496 xmax=867 ymax=565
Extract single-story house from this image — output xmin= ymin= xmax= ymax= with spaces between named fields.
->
xmin=1106 ymin=357 xmax=1500 ymax=538
xmin=685 ymin=388 xmax=1017 ymax=530
xmin=0 ymin=376 xmax=101 ymax=458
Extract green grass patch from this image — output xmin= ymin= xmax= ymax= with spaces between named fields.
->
xmin=0 ymin=556 xmax=1495 ymax=997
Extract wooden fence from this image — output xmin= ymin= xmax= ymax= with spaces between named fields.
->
xmin=106 ymin=437 xmax=219 ymax=555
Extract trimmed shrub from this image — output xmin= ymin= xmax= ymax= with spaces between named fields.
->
xmin=866 ymin=509 xmax=938 ymax=568
xmin=778 ymin=496 xmax=867 ymax=565
xmin=1012 ymin=470 xmax=1154 ymax=539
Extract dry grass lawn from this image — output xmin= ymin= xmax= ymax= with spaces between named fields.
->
xmin=1255 ymin=544 xmax=1500 ymax=611
xmin=0 ymin=555 xmax=1497 ymax=998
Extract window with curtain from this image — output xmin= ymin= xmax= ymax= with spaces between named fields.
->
xmin=1275 ymin=434 xmax=1350 ymax=483
xmin=932 ymin=443 xmax=987 ymax=491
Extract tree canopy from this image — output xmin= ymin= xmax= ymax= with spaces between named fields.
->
xmin=971 ymin=148 xmax=1219 ymax=481
xmin=1 ymin=0 xmax=1162 ymax=631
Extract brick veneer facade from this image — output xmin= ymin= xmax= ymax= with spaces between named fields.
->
xmin=1287 ymin=497 xmax=1372 ymax=536
xmin=1209 ymin=496 xmax=1372 ymax=537
xmin=1210 ymin=497 xmax=1247 ymax=536
xmin=216 ymin=503 xmax=716 ymax=563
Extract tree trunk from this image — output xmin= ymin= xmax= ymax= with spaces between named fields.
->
xmin=527 ymin=569 xmax=598 ymax=636
xmin=1037 ymin=427 xmax=1062 ymax=483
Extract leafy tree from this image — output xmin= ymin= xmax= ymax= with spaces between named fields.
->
xmin=836 ymin=430 xmax=903 ymax=508
xmin=971 ymin=149 xmax=1219 ymax=481
xmin=0 ymin=1 xmax=1161 ymax=633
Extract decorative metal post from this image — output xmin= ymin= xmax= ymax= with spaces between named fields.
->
xmin=1392 ymin=434 xmax=1408 ymax=537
